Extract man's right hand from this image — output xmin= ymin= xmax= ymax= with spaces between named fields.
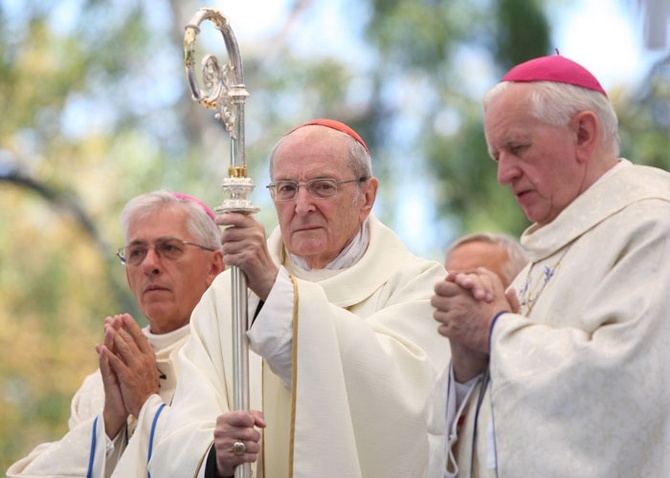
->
xmin=217 ymin=213 xmax=279 ymax=301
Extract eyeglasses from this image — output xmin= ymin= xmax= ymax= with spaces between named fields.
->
xmin=116 ymin=238 xmax=217 ymax=266
xmin=266 ymin=177 xmax=367 ymax=201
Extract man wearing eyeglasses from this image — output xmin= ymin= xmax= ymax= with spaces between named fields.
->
xmin=7 ymin=190 xmax=225 ymax=478
xmin=150 ymin=119 xmax=452 ymax=478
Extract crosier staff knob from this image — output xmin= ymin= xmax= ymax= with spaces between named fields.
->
xmin=184 ymin=7 xmax=258 ymax=215
xmin=184 ymin=9 xmax=255 ymax=478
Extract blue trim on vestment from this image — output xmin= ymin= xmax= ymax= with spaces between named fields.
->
xmin=489 ymin=311 xmax=508 ymax=352
xmin=147 ymin=403 xmax=167 ymax=478
xmin=87 ymin=416 xmax=99 ymax=478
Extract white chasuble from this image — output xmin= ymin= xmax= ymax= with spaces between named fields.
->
xmin=451 ymin=164 xmax=670 ymax=477
xmin=150 ymin=214 xmax=452 ymax=477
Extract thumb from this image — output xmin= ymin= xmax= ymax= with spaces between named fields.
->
xmin=506 ymin=288 xmax=521 ymax=314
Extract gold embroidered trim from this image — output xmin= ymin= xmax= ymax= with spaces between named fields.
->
xmin=261 ymin=361 xmax=266 ymax=478
xmin=518 ymin=244 xmax=572 ymax=316
xmin=192 ymin=439 xmax=215 ymax=478
xmin=288 ymin=275 xmax=299 ymax=477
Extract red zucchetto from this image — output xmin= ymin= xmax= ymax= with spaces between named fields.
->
xmin=501 ymin=54 xmax=607 ymax=97
xmin=285 ymin=118 xmax=370 ymax=154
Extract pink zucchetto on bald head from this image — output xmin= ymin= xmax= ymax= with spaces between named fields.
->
xmin=172 ymin=192 xmax=216 ymax=222
xmin=501 ymin=53 xmax=607 ymax=97
xmin=285 ymin=118 xmax=370 ymax=154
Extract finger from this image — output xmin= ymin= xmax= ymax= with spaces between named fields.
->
xmin=231 ymin=439 xmax=261 ymax=455
xmin=215 ymin=211 xmax=249 ymax=228
xmin=104 ymin=343 xmax=126 ymax=372
xmin=217 ymin=410 xmax=257 ymax=429
xmin=121 ymin=315 xmax=153 ymax=355
xmin=250 ymin=410 xmax=267 ymax=428
xmin=103 ymin=324 xmax=117 ymax=352
xmin=97 ymin=345 xmax=109 ymax=372
xmin=111 ymin=327 xmax=141 ymax=365
xmin=107 ymin=315 xmax=125 ymax=330
xmin=433 ymin=279 xmax=462 ymax=298
xmin=437 ymin=324 xmax=451 ymax=338
xmin=432 ymin=304 xmax=452 ymax=327
xmin=453 ymin=272 xmax=492 ymax=302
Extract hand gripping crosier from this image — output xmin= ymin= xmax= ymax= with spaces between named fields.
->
xmin=184 ymin=9 xmax=257 ymax=478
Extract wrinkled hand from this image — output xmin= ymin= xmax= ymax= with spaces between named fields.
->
xmin=217 ymin=212 xmax=279 ymax=301
xmin=214 ymin=410 xmax=266 ymax=477
xmin=96 ymin=314 xmax=159 ymax=424
xmin=447 ymin=340 xmax=490 ymax=383
xmin=432 ymin=268 xmax=512 ymax=354
xmin=96 ymin=314 xmax=127 ymax=438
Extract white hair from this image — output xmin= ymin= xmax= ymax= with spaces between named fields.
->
xmin=120 ymin=190 xmax=221 ymax=249
xmin=483 ymin=81 xmax=620 ymax=156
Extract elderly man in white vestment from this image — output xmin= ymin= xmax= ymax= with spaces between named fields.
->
xmin=430 ymin=54 xmax=670 ymax=478
xmin=6 ymin=190 xmax=224 ymax=478
xmin=149 ymin=119 xmax=452 ymax=478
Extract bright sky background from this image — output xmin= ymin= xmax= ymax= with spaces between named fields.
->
xmin=550 ymin=0 xmax=668 ymax=90
xmin=216 ymin=0 xmax=667 ymax=90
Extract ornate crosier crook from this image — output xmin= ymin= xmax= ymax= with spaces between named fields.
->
xmin=184 ymin=9 xmax=255 ymax=478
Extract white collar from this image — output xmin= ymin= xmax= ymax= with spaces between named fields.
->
xmin=289 ymin=217 xmax=370 ymax=272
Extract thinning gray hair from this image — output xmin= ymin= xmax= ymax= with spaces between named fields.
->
xmin=268 ymin=128 xmax=373 ymax=180
xmin=120 ymin=190 xmax=221 ymax=250
xmin=446 ymin=232 xmax=529 ymax=285
xmin=483 ymin=81 xmax=620 ymax=156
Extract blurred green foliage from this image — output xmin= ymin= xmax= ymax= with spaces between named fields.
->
xmin=1 ymin=0 xmax=668 ymax=471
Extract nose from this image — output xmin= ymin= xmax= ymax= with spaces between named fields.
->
xmin=496 ymin=153 xmax=522 ymax=186
xmin=293 ymin=185 xmax=316 ymax=216
xmin=140 ymin=247 xmax=162 ymax=274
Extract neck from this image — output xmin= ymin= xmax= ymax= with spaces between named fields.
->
xmin=580 ymin=154 xmax=620 ymax=194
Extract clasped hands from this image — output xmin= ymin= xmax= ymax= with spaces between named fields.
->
xmin=432 ymin=268 xmax=519 ymax=381
xmin=95 ymin=313 xmax=159 ymax=438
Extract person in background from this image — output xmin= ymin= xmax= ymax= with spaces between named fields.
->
xmin=426 ymin=232 xmax=528 ymax=477
xmin=432 ymin=54 xmax=670 ymax=477
xmin=7 ymin=190 xmax=225 ymax=478
xmin=444 ymin=232 xmax=528 ymax=286
xmin=149 ymin=119 xmax=452 ymax=478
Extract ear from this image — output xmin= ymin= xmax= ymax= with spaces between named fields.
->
xmin=206 ymin=250 xmax=225 ymax=286
xmin=358 ymin=177 xmax=379 ymax=222
xmin=570 ymin=110 xmax=599 ymax=164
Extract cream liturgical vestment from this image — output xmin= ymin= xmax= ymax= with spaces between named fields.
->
xmin=7 ymin=326 xmax=188 ymax=478
xmin=149 ymin=214 xmax=452 ymax=478
xmin=429 ymin=162 xmax=670 ymax=478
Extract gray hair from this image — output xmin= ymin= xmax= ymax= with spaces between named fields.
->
xmin=269 ymin=128 xmax=373 ymax=180
xmin=120 ymin=190 xmax=221 ymax=250
xmin=483 ymin=81 xmax=620 ymax=156
xmin=446 ymin=232 xmax=529 ymax=285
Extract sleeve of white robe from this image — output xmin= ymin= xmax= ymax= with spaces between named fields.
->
xmin=6 ymin=372 xmax=126 ymax=478
xmin=109 ymin=394 xmax=168 ymax=478
xmin=247 ymin=267 xmax=294 ymax=385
